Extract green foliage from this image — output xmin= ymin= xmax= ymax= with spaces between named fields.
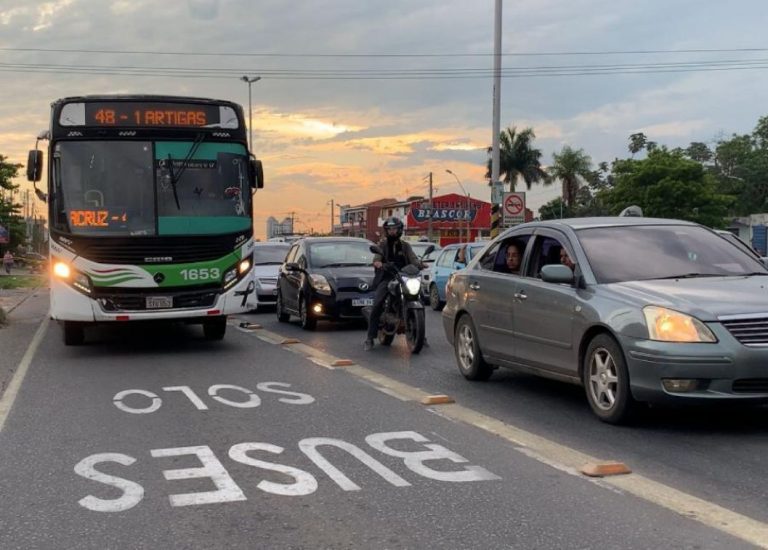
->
xmin=485 ymin=126 xmax=549 ymax=191
xmin=628 ymin=132 xmax=648 ymax=156
xmin=600 ymin=149 xmax=731 ymax=227
xmin=0 ymin=154 xmax=26 ymax=251
xmin=550 ymin=146 xmax=593 ymax=207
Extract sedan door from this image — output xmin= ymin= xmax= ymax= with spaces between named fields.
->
xmin=510 ymin=231 xmax=578 ymax=376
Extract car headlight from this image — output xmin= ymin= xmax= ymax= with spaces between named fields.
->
xmin=643 ymin=306 xmax=717 ymax=343
xmin=310 ymin=274 xmax=332 ymax=295
xmin=404 ymin=277 xmax=421 ymax=296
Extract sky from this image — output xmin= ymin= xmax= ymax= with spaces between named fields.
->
xmin=2 ymin=0 xmax=768 ymax=238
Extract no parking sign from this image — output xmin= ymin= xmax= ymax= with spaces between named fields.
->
xmin=502 ymin=193 xmax=525 ymax=227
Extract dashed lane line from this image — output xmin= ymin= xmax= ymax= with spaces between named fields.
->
xmin=232 ymin=319 xmax=768 ymax=549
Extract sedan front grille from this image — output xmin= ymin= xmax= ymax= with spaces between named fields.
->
xmin=721 ymin=317 xmax=768 ymax=347
xmin=733 ymin=379 xmax=768 ymax=393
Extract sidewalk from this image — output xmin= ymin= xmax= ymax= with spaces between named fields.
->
xmin=0 ymin=288 xmax=40 ymax=317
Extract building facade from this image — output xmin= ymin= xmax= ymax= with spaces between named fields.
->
xmin=266 ymin=216 xmax=294 ymax=239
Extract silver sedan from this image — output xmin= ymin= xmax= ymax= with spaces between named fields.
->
xmin=442 ymin=217 xmax=768 ymax=424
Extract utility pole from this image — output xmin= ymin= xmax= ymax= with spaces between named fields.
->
xmin=427 ymin=172 xmax=433 ymax=242
xmin=328 ymin=199 xmax=335 ymax=235
xmin=490 ymin=0 xmax=503 ymax=239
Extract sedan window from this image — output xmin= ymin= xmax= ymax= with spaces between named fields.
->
xmin=437 ymin=249 xmax=458 ymax=267
xmin=578 ymin=225 xmax=768 ymax=284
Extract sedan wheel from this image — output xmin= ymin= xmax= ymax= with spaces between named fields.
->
xmin=583 ymin=334 xmax=635 ymax=424
xmin=454 ymin=315 xmax=493 ymax=381
xmin=299 ymin=295 xmax=317 ymax=331
xmin=276 ymin=291 xmax=290 ymax=323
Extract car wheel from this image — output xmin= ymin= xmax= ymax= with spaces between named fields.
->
xmin=454 ymin=315 xmax=493 ymax=381
xmin=429 ymin=284 xmax=444 ymax=311
xmin=203 ymin=316 xmax=227 ymax=341
xmin=63 ymin=321 xmax=85 ymax=346
xmin=276 ymin=290 xmax=290 ymax=323
xmin=299 ymin=295 xmax=316 ymax=331
xmin=583 ymin=334 xmax=635 ymax=424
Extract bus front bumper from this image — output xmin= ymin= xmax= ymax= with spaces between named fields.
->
xmin=50 ymin=276 xmax=257 ymax=322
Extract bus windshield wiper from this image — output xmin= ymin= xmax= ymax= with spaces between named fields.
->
xmin=166 ymin=133 xmax=206 ymax=210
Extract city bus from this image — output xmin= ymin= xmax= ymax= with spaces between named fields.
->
xmin=27 ymin=95 xmax=263 ymax=345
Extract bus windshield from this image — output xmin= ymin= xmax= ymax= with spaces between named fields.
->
xmin=55 ymin=140 xmax=251 ymax=237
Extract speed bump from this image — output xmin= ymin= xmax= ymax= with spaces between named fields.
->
xmin=280 ymin=337 xmax=301 ymax=345
xmin=331 ymin=359 xmax=355 ymax=367
xmin=420 ymin=395 xmax=455 ymax=405
xmin=238 ymin=322 xmax=263 ymax=330
xmin=580 ymin=461 xmax=632 ymax=477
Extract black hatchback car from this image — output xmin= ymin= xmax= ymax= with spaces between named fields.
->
xmin=276 ymin=237 xmax=376 ymax=330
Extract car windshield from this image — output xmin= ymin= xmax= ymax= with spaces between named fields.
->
xmin=309 ymin=241 xmax=374 ymax=268
xmin=253 ymin=245 xmax=289 ymax=265
xmin=578 ymin=225 xmax=768 ymax=284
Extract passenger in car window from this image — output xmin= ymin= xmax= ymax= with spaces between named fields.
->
xmin=498 ymin=242 xmax=522 ymax=274
xmin=560 ymin=247 xmax=576 ymax=271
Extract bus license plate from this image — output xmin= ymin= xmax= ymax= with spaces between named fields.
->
xmin=146 ymin=296 xmax=173 ymax=309
xmin=352 ymin=298 xmax=374 ymax=307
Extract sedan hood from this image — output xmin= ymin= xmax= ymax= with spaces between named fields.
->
xmin=315 ymin=265 xmax=376 ymax=291
xmin=607 ymin=275 xmax=768 ymax=320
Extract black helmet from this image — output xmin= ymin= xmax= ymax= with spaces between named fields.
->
xmin=382 ymin=216 xmax=404 ymax=239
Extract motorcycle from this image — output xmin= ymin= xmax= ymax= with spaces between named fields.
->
xmin=366 ymin=245 xmax=427 ymax=354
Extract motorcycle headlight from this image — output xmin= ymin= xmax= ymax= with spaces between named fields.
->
xmin=404 ymin=277 xmax=421 ymax=296
xmin=310 ymin=274 xmax=332 ymax=295
xmin=643 ymin=306 xmax=717 ymax=343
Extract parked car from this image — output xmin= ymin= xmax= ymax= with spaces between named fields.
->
xmin=276 ymin=237 xmax=376 ymax=330
xmin=443 ymin=217 xmax=768 ymax=424
xmin=423 ymin=242 xmax=488 ymax=310
xmin=250 ymin=242 xmax=291 ymax=310
xmin=714 ymin=229 xmax=768 ymax=264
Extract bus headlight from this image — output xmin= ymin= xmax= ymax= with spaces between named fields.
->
xmin=238 ymin=259 xmax=251 ymax=274
xmin=223 ymin=267 xmax=238 ymax=289
xmin=72 ymin=271 xmax=92 ymax=294
xmin=53 ymin=261 xmax=71 ymax=279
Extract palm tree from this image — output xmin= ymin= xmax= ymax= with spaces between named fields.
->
xmin=550 ymin=146 xmax=593 ymax=208
xmin=485 ymin=127 xmax=549 ymax=191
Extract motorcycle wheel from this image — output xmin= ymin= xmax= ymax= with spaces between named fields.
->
xmin=405 ymin=308 xmax=426 ymax=354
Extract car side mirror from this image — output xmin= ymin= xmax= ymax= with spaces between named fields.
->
xmin=541 ymin=264 xmax=575 ymax=284
xmin=285 ymin=262 xmax=301 ymax=272
xmin=369 ymin=245 xmax=383 ymax=256
xmin=27 ymin=150 xmax=43 ymax=182
xmin=249 ymin=157 xmax=264 ymax=189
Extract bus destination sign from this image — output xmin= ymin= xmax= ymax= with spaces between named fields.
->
xmin=84 ymin=102 xmax=221 ymax=128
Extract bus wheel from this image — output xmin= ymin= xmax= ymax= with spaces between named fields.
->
xmin=63 ymin=322 xmax=85 ymax=346
xmin=203 ymin=316 xmax=227 ymax=341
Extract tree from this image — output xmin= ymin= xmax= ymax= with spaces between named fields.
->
xmin=0 ymin=154 xmax=25 ymax=251
xmin=685 ymin=142 xmax=714 ymax=163
xmin=549 ymin=146 xmax=592 ymax=208
xmin=485 ymin=126 xmax=549 ymax=191
xmin=600 ymin=149 xmax=731 ymax=227
xmin=628 ymin=132 xmax=648 ymax=157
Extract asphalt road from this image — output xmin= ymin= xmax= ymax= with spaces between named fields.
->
xmin=0 ymin=292 xmax=760 ymax=549
xmin=246 ymin=305 xmax=768 ymax=528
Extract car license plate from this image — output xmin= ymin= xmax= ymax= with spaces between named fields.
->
xmin=352 ymin=298 xmax=374 ymax=307
xmin=146 ymin=296 xmax=173 ymax=309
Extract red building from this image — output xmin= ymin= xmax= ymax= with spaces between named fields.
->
xmin=406 ymin=193 xmax=492 ymax=246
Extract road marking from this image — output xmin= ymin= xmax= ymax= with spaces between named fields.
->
xmin=0 ymin=315 xmax=49 ymax=433
xmin=243 ymin=325 xmax=768 ymax=549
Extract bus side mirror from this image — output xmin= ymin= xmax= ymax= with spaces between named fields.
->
xmin=27 ymin=150 xmax=43 ymax=182
xmin=249 ymin=158 xmax=264 ymax=189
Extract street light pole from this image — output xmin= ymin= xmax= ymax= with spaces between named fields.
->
xmin=446 ymin=169 xmax=470 ymax=243
xmin=240 ymin=75 xmax=261 ymax=151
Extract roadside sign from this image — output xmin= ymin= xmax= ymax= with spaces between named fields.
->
xmin=502 ymin=192 xmax=525 ymax=227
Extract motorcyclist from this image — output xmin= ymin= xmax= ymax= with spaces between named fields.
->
xmin=364 ymin=217 xmax=421 ymax=351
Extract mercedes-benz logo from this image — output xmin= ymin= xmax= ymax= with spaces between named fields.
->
xmin=154 ymin=273 xmax=165 ymax=284
xmin=359 ymin=282 xmax=369 ymax=291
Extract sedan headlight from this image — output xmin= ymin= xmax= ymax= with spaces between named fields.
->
xmin=310 ymin=274 xmax=332 ymax=295
xmin=404 ymin=277 xmax=421 ymax=296
xmin=643 ymin=306 xmax=717 ymax=343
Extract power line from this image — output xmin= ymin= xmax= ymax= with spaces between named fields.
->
xmin=4 ymin=46 xmax=768 ymax=58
